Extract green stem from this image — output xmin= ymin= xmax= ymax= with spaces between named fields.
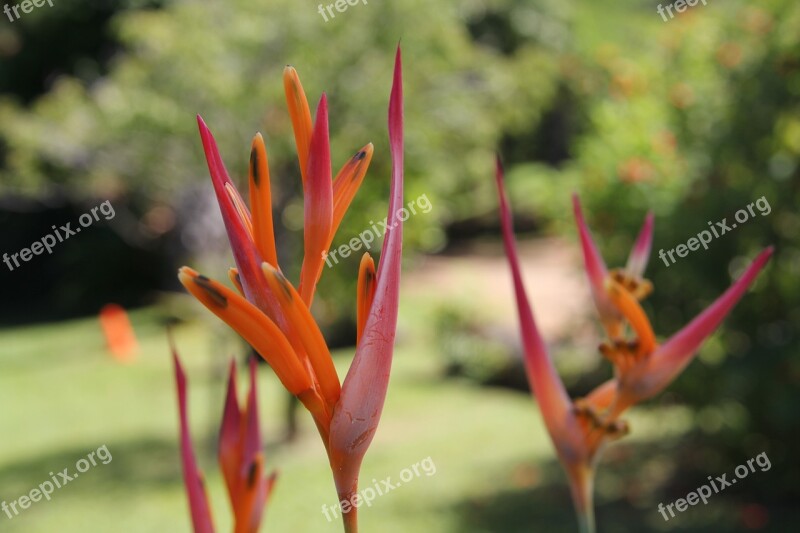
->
xmin=568 ymin=465 xmax=596 ymax=533
xmin=342 ymin=505 xmax=358 ymax=533
xmin=339 ymin=489 xmax=359 ymax=533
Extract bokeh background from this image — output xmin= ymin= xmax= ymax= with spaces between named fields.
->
xmin=1 ymin=0 xmax=798 ymax=531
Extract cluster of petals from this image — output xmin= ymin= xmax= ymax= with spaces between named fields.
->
xmin=175 ymin=48 xmax=404 ymax=531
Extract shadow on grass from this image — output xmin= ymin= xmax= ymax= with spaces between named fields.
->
xmin=0 ymin=432 xmax=296 ymax=502
xmin=0 ymin=436 xmax=181 ymax=500
xmin=451 ymin=436 xmax=800 ymax=533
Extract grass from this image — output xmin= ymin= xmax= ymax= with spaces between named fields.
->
xmin=0 ymin=301 xmax=562 ymax=532
xmin=2 ymin=284 xmax=776 ymax=532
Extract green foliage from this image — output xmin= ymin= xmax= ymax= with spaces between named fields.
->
xmin=434 ymin=303 xmax=528 ymax=389
xmin=508 ymin=0 xmax=800 ymax=501
xmin=0 ymin=0 xmax=567 ymax=324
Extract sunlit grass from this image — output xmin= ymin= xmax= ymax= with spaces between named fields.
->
xmin=0 ymin=295 xmax=733 ymax=532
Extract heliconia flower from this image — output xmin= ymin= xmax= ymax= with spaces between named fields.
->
xmin=219 ymin=357 xmax=278 ymax=533
xmin=178 ymin=47 xmax=403 ymax=533
xmin=572 ymin=196 xmax=654 ymax=340
xmin=598 ymin=245 xmax=774 ymax=417
xmin=171 ymin=341 xmax=277 ymax=533
xmin=495 ymin=156 xmax=772 ymax=532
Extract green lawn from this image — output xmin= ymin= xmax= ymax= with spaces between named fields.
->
xmin=1 ymin=288 xmax=734 ymax=533
xmin=0 ymin=302 xmax=545 ymax=532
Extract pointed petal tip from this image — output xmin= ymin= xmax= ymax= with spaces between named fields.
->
xmin=177 ymin=266 xmax=199 ymax=286
xmin=571 ymin=193 xmax=582 ymax=215
xmin=495 ymin=154 xmax=504 ymax=179
xmin=196 ymin=115 xmax=209 ymax=134
xmin=626 ymin=210 xmax=656 ymax=277
xmin=644 ymin=246 xmax=775 ymax=400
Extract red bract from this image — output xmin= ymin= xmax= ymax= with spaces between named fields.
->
xmin=177 ymin=47 xmax=403 ymax=533
xmin=495 ymin=156 xmax=773 ymax=532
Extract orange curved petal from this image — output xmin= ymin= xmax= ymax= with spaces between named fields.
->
xmin=356 ymin=252 xmax=376 ymax=345
xmin=261 ymin=262 xmax=341 ymax=407
xmin=249 ymin=133 xmax=279 ymax=268
xmin=604 ymin=278 xmax=657 ymax=356
xmin=283 ymin=66 xmax=313 ymax=185
xmin=178 ymin=266 xmax=311 ymax=395
xmin=331 ymin=143 xmax=374 ymax=238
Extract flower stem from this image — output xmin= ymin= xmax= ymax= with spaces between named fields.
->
xmin=342 ymin=506 xmax=358 ymax=533
xmin=339 ymin=489 xmax=359 ymax=533
xmin=568 ymin=464 xmax=596 ymax=533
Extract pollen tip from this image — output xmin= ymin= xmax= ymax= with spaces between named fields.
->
xmin=192 ymin=275 xmax=228 ymax=308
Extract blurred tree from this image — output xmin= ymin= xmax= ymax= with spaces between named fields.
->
xmin=0 ymin=0 xmax=568 ymax=331
xmin=0 ymin=0 xmax=164 ymax=102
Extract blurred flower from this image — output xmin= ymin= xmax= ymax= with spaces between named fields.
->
xmin=669 ymin=82 xmax=695 ymax=109
xmin=651 ymin=131 xmax=676 ymax=156
xmin=741 ymin=7 xmax=774 ymax=36
xmin=178 ymin=48 xmax=404 ymax=533
xmin=495 ymin=158 xmax=772 ymax=532
xmin=617 ymin=157 xmax=656 ymax=183
xmin=716 ymin=42 xmax=744 ymax=69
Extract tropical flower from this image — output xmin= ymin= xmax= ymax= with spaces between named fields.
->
xmin=177 ymin=47 xmax=404 ymax=533
xmin=494 ymin=157 xmax=773 ymax=532
xmin=172 ymin=343 xmax=277 ymax=533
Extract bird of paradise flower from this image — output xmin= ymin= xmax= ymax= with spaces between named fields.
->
xmin=174 ymin=47 xmax=404 ymax=533
xmin=494 ymin=157 xmax=773 ymax=532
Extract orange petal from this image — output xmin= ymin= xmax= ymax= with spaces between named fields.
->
xmin=356 ymin=252 xmax=376 ymax=345
xmin=261 ymin=263 xmax=341 ymax=407
xmin=331 ymin=143 xmax=374 ymax=237
xmin=605 ymin=278 xmax=657 ymax=355
xmin=234 ymin=453 xmax=264 ymax=533
xmin=283 ymin=66 xmax=313 ymax=185
xmin=249 ymin=133 xmax=279 ymax=268
xmin=584 ymin=379 xmax=618 ymax=413
xmin=178 ymin=267 xmax=311 ymax=395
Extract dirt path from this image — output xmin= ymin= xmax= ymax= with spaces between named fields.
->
xmin=404 ymin=237 xmax=596 ymax=341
